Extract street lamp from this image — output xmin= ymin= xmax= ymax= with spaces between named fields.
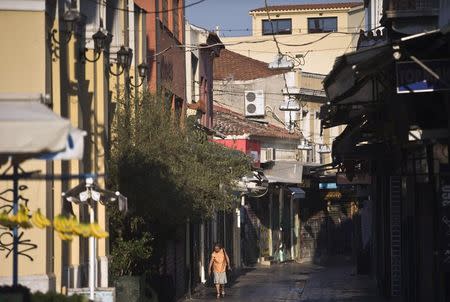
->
xmin=128 ymin=62 xmax=149 ymax=88
xmin=317 ymin=144 xmax=331 ymax=154
xmin=279 ymin=99 xmax=300 ymax=112
xmin=297 ymin=139 xmax=312 ymax=151
xmin=50 ymin=7 xmax=81 ymax=45
xmin=63 ymin=7 xmax=81 ymax=33
xmin=109 ymin=46 xmax=133 ymax=76
xmin=80 ymin=29 xmax=112 ymax=63
xmin=63 ymin=178 xmax=127 ymax=301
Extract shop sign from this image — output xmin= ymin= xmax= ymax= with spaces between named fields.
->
xmin=439 ymin=171 xmax=450 ymax=271
xmin=396 ymin=59 xmax=450 ymax=94
xmin=324 ymin=191 xmax=342 ymax=200
xmin=319 ymin=182 xmax=337 ymax=190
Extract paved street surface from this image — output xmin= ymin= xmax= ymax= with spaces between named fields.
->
xmin=186 ymin=258 xmax=385 ymax=302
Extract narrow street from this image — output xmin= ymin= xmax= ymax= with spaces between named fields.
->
xmin=188 ymin=258 xmax=385 ymax=302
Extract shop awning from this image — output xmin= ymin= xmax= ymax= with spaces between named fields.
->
xmin=324 ymin=42 xmax=391 ymax=104
xmin=0 ymin=94 xmax=84 ymax=159
xmin=288 ymin=187 xmax=305 ymax=199
xmin=264 ymin=161 xmax=303 ymax=184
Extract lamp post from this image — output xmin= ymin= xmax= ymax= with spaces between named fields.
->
xmin=63 ymin=178 xmax=127 ymax=301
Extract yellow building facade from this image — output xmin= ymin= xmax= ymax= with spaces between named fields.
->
xmin=0 ymin=0 xmax=147 ymax=294
xmin=221 ymin=2 xmax=365 ymax=75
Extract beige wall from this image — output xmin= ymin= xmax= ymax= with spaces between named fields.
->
xmin=221 ymin=7 xmax=364 ymax=75
xmin=0 ymin=9 xmax=54 ymax=291
xmin=0 ymin=1 xmax=119 ymax=292
xmin=0 ymin=11 xmax=46 ymax=93
xmin=251 ymin=9 xmax=354 ymax=35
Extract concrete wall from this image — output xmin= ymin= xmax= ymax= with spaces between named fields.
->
xmin=214 ymin=74 xmax=294 ymax=128
xmin=213 ymin=73 xmax=337 ymax=165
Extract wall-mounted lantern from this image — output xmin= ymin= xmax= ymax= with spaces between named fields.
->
xmin=128 ymin=63 xmax=149 ymax=88
xmin=109 ymin=46 xmax=133 ymax=77
xmin=50 ymin=7 xmax=81 ymax=45
xmin=80 ymin=28 xmax=112 ymax=63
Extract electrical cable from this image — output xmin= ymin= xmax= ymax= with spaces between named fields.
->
xmin=87 ymin=0 xmax=207 ymax=14
xmin=263 ymin=0 xmax=293 ymax=121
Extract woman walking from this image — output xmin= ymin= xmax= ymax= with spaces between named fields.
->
xmin=208 ymin=243 xmax=231 ymax=299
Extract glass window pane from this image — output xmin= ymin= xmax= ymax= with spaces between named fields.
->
xmin=323 ymin=18 xmax=337 ymax=32
xmin=277 ymin=19 xmax=292 ymax=34
xmin=262 ymin=20 xmax=274 ymax=35
xmin=308 ymin=17 xmax=337 ymax=33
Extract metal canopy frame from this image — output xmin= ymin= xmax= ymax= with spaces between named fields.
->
xmin=0 ymin=161 xmax=100 ymax=287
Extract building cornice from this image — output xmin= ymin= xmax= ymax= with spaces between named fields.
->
xmin=0 ymin=0 xmax=46 ymax=11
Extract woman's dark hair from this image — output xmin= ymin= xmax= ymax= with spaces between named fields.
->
xmin=214 ymin=242 xmax=222 ymax=249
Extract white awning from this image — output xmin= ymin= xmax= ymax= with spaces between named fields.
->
xmin=264 ymin=161 xmax=303 ymax=184
xmin=288 ymin=187 xmax=306 ymax=199
xmin=0 ymin=94 xmax=83 ymax=159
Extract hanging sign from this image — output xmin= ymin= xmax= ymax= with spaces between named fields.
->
xmin=396 ymin=59 xmax=450 ymax=94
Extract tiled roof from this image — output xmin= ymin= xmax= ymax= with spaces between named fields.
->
xmin=213 ymin=49 xmax=286 ymax=81
xmin=213 ymin=106 xmax=301 ymax=140
xmin=250 ymin=2 xmax=363 ymax=12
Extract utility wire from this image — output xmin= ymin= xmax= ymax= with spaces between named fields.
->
xmin=87 ymin=0 xmax=207 ymax=14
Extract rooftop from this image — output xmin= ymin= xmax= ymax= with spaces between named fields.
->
xmin=213 ymin=106 xmax=301 ymax=140
xmin=213 ymin=49 xmax=286 ymax=81
xmin=250 ymin=2 xmax=363 ymax=13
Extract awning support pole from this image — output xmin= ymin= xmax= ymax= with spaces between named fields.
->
xmin=12 ymin=163 xmax=19 ymax=287
xmin=89 ymin=203 xmax=95 ymax=301
xmin=409 ymin=55 xmax=450 ymax=88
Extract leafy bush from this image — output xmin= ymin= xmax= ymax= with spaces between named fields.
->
xmin=32 ymin=292 xmax=88 ymax=302
xmin=107 ymin=91 xmax=251 ymax=277
xmin=0 ymin=286 xmax=87 ymax=302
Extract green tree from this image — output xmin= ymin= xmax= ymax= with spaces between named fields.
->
xmin=108 ymin=91 xmax=250 ymax=277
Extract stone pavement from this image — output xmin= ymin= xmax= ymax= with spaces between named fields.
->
xmin=185 ymin=258 xmax=386 ymax=302
xmin=299 ymin=259 xmax=384 ymax=302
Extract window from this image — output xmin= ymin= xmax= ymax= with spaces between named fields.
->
xmin=172 ymin=0 xmax=179 ymax=38
xmin=307 ymin=17 xmax=337 ymax=33
xmin=162 ymin=0 xmax=168 ymax=26
xmin=262 ymin=19 xmax=292 ymax=35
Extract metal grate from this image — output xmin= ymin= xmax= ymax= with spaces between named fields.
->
xmin=390 ymin=176 xmax=402 ymax=297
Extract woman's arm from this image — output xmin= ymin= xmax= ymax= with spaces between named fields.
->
xmin=208 ymin=254 xmax=214 ymax=275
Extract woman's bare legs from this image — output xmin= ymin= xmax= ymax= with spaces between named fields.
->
xmin=215 ymin=284 xmax=221 ymax=298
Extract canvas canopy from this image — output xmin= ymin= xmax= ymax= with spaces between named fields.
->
xmin=0 ymin=94 xmax=82 ymax=158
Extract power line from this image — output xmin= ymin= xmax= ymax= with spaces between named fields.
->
xmin=263 ymin=0 xmax=289 ymax=92
xmin=225 ymin=46 xmax=357 ymax=54
xmin=212 ymin=25 xmax=366 ymax=33
xmin=87 ymin=0 xmax=207 ymax=14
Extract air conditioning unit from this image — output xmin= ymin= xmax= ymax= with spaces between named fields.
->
xmin=244 ymin=90 xmax=265 ymax=117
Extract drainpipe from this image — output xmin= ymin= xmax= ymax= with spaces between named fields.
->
xmin=290 ymin=195 xmax=294 ymax=260
xmin=279 ymin=186 xmax=284 ymax=261
xmin=269 ymin=190 xmax=273 ymax=257
xmin=186 ymin=219 xmax=191 ymax=298
xmin=200 ymin=222 xmax=206 ymax=283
